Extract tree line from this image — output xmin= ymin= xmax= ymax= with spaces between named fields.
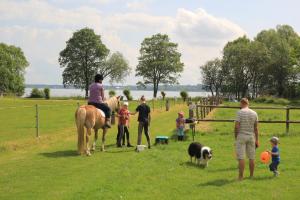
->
xmin=2 ymin=25 xmax=300 ymax=99
xmin=58 ymin=28 xmax=184 ymax=98
xmin=201 ymin=25 xmax=300 ymax=99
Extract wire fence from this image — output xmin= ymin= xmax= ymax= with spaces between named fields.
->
xmin=0 ymin=97 xmax=188 ymax=142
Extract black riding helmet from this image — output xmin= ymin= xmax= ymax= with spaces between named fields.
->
xmin=95 ymin=74 xmax=103 ymax=82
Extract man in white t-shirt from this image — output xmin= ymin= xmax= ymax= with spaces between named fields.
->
xmin=235 ymin=98 xmax=259 ymax=181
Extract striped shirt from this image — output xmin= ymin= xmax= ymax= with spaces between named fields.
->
xmin=235 ymin=108 xmax=258 ymax=135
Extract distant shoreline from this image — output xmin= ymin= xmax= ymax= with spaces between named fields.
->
xmin=25 ymin=84 xmax=206 ymax=92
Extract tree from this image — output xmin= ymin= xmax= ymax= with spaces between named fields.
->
xmin=29 ymin=88 xmax=44 ymax=98
xmin=44 ymin=88 xmax=50 ymax=99
xmin=123 ymin=89 xmax=133 ymax=101
xmin=180 ymin=91 xmax=188 ymax=102
xmin=222 ymin=36 xmax=253 ymax=99
xmin=200 ymin=58 xmax=224 ymax=97
xmin=0 ymin=43 xmax=29 ymax=96
xmin=136 ymin=33 xmax=184 ymax=98
xmin=108 ymin=90 xmax=116 ymax=97
xmin=103 ymin=52 xmax=131 ymax=84
xmin=255 ymin=25 xmax=300 ymax=97
xmin=59 ymin=28 xmax=109 ymax=98
xmin=59 ymin=28 xmax=131 ymax=98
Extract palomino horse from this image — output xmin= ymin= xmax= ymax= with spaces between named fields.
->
xmin=75 ymin=96 xmax=121 ymax=155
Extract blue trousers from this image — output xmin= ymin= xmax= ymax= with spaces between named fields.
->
xmin=269 ymin=161 xmax=280 ymax=172
xmin=177 ymin=127 xmax=184 ymax=136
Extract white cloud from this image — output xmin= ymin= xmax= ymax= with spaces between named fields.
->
xmin=0 ymin=0 xmax=246 ymax=85
xmin=173 ymin=8 xmax=245 ymax=46
xmin=126 ymin=0 xmax=151 ymax=11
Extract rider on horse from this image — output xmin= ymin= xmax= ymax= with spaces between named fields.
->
xmin=88 ymin=74 xmax=111 ymax=128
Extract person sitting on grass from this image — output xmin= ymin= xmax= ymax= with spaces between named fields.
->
xmin=267 ymin=137 xmax=280 ymax=177
xmin=116 ymin=102 xmax=133 ymax=148
xmin=176 ymin=111 xmax=185 ymax=141
xmin=131 ymin=95 xmax=151 ymax=149
xmin=88 ymin=74 xmax=111 ymax=128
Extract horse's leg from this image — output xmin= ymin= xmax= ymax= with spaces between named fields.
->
xmin=86 ymin=128 xmax=92 ymax=156
xmin=101 ymin=128 xmax=107 ymax=152
xmin=92 ymin=129 xmax=98 ymax=151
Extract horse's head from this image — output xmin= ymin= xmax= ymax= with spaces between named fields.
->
xmin=105 ymin=95 xmax=123 ymax=112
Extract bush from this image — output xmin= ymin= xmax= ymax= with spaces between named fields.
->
xmin=44 ymin=88 xmax=50 ymax=99
xmin=253 ymin=96 xmax=290 ymax=105
xmin=109 ymin=90 xmax=116 ymax=97
xmin=30 ymin=88 xmax=44 ymax=98
xmin=123 ymin=89 xmax=133 ymax=101
xmin=180 ymin=91 xmax=188 ymax=102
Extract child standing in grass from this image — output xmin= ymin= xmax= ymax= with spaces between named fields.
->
xmin=176 ymin=111 xmax=185 ymax=141
xmin=267 ymin=137 xmax=280 ymax=177
xmin=116 ymin=102 xmax=133 ymax=147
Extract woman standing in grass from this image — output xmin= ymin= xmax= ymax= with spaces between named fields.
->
xmin=131 ymin=95 xmax=151 ymax=149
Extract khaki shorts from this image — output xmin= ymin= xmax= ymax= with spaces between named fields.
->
xmin=235 ymin=134 xmax=255 ymax=160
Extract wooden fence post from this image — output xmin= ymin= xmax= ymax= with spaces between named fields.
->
xmin=286 ymin=107 xmax=290 ymax=135
xmin=200 ymin=98 xmax=204 ymax=119
xmin=206 ymin=98 xmax=209 ymax=116
xmin=35 ymin=104 xmax=39 ymax=138
xmin=202 ymin=99 xmax=205 ymax=119
xmin=152 ymin=99 xmax=155 ymax=111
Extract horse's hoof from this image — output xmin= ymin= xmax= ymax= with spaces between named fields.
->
xmin=86 ymin=151 xmax=91 ymax=156
xmin=91 ymin=147 xmax=96 ymax=151
xmin=101 ymin=149 xmax=106 ymax=152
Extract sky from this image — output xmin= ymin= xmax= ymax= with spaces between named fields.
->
xmin=1 ymin=0 xmax=300 ymax=85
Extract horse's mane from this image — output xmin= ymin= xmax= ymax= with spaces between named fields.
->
xmin=105 ymin=96 xmax=119 ymax=111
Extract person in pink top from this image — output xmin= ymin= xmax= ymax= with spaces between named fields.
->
xmin=176 ymin=111 xmax=185 ymax=141
xmin=88 ymin=74 xmax=111 ymax=128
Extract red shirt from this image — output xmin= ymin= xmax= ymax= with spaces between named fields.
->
xmin=118 ymin=108 xmax=130 ymax=125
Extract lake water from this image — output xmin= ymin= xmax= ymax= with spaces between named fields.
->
xmin=24 ymin=88 xmax=210 ymax=99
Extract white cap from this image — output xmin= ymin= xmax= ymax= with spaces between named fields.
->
xmin=270 ymin=136 xmax=279 ymax=143
xmin=123 ymin=102 xmax=129 ymax=106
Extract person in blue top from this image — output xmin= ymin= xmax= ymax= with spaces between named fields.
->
xmin=267 ymin=136 xmax=280 ymax=177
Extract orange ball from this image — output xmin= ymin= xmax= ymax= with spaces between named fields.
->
xmin=260 ymin=151 xmax=271 ymax=164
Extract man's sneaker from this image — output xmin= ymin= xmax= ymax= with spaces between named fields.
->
xmin=127 ymin=144 xmax=134 ymax=147
xmin=274 ymin=171 xmax=279 ymax=177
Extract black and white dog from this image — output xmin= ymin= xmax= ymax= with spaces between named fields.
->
xmin=188 ymin=142 xmax=213 ymax=167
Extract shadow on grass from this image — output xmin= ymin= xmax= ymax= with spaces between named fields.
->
xmin=40 ymin=150 xmax=78 ymax=158
xmin=169 ymin=129 xmax=190 ymax=141
xmin=248 ymin=176 xmax=275 ymax=181
xmin=208 ymin=167 xmax=236 ymax=172
xmin=198 ymin=179 xmax=235 ymax=187
xmin=105 ymin=148 xmax=135 ymax=153
xmin=180 ymin=161 xmax=206 ymax=169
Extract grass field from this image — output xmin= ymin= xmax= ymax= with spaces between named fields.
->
xmin=0 ymin=98 xmax=300 ymax=200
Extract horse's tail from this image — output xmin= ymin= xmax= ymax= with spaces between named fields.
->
xmin=75 ymin=107 xmax=86 ymax=155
